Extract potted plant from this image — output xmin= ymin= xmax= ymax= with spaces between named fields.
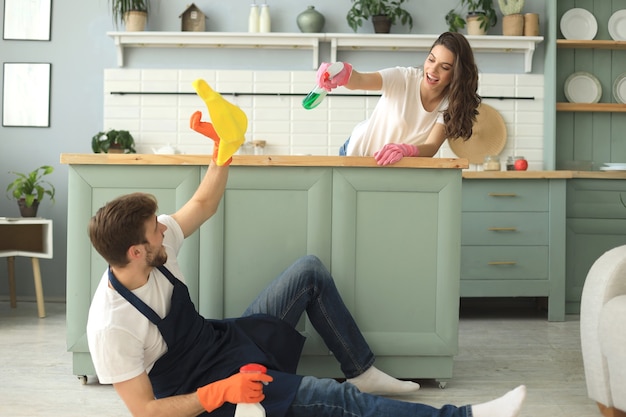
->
xmin=6 ymin=165 xmax=56 ymax=217
xmin=446 ymin=0 xmax=497 ymax=35
xmin=346 ymin=0 xmax=414 ymax=34
xmin=498 ymin=0 xmax=524 ymax=36
xmin=110 ymin=0 xmax=149 ymax=31
xmin=92 ymin=129 xmax=137 ymax=154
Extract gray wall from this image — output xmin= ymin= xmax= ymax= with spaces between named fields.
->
xmin=0 ymin=0 xmax=548 ymax=301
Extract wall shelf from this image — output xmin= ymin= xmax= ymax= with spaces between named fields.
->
xmin=108 ymin=32 xmax=543 ymax=72
xmin=328 ymin=34 xmax=543 ymax=73
xmin=556 ymin=103 xmax=626 ymax=112
xmin=557 ymin=39 xmax=626 ymax=50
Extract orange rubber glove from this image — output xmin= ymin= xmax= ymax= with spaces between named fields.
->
xmin=192 ymin=79 xmax=248 ymax=166
xmin=196 ymin=369 xmax=273 ymax=413
xmin=190 ymin=110 xmax=231 ymax=165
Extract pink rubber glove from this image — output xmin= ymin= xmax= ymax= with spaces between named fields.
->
xmin=374 ymin=143 xmax=420 ymax=166
xmin=316 ymin=62 xmax=353 ymax=92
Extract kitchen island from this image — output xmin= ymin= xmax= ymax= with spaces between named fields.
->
xmin=61 ymin=154 xmax=467 ymax=386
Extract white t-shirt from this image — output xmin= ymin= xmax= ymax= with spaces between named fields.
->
xmin=86 ymin=214 xmax=185 ymax=384
xmin=346 ymin=66 xmax=448 ymax=156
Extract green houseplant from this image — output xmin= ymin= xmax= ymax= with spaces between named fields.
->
xmin=110 ymin=0 xmax=149 ymax=30
xmin=446 ymin=0 xmax=497 ymax=34
xmin=92 ymin=129 xmax=137 ymax=154
xmin=346 ymin=0 xmax=414 ymax=33
xmin=6 ymin=165 xmax=56 ymax=217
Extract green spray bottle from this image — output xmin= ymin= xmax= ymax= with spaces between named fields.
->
xmin=302 ymin=62 xmax=345 ymax=110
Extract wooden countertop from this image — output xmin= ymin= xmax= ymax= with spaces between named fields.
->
xmin=59 ymin=154 xmax=469 ymax=169
xmin=463 ymin=170 xmax=626 ymax=179
xmin=59 ymin=154 xmax=626 ymax=179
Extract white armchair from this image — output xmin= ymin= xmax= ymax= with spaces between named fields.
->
xmin=580 ymin=245 xmax=626 ymax=417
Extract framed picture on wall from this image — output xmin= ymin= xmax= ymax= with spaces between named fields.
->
xmin=3 ymin=0 xmax=52 ymax=41
xmin=2 ymin=63 xmax=51 ymax=127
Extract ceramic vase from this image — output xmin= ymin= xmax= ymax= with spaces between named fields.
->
xmin=296 ymin=6 xmax=325 ymax=33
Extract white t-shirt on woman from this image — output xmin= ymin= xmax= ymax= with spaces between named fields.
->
xmin=346 ymin=66 xmax=448 ymax=156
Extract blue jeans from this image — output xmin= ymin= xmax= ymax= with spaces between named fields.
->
xmin=243 ymin=255 xmax=472 ymax=417
xmin=339 ymin=138 xmax=350 ymax=155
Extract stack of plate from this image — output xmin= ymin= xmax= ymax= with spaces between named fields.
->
xmin=600 ymin=163 xmax=626 ymax=172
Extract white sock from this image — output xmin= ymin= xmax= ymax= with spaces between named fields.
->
xmin=346 ymin=366 xmax=420 ymax=396
xmin=472 ymin=385 xmax=527 ymax=417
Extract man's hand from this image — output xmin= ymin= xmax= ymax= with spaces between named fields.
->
xmin=196 ymin=371 xmax=273 ymax=413
xmin=190 ymin=110 xmax=230 ymax=165
xmin=374 ymin=143 xmax=420 ymax=166
xmin=192 ymin=79 xmax=247 ymax=166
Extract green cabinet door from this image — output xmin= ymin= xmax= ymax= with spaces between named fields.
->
xmin=66 ymin=165 xmax=201 ymax=378
xmin=330 ymin=167 xmax=462 ymax=380
xmin=566 ymin=179 xmax=626 ymax=313
xmin=199 ymin=166 xmax=335 ymax=368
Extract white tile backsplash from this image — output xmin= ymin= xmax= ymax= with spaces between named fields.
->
xmin=103 ymin=69 xmax=544 ymax=169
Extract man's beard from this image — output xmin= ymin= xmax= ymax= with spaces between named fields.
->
xmin=146 ymin=245 xmax=167 ymax=267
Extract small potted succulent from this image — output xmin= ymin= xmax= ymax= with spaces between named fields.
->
xmin=346 ymin=0 xmax=414 ymax=33
xmin=446 ymin=0 xmax=497 ymax=35
xmin=92 ymin=129 xmax=137 ymax=154
xmin=6 ymin=165 xmax=56 ymax=217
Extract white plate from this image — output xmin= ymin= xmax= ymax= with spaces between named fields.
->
xmin=560 ymin=8 xmax=598 ymax=40
xmin=564 ymin=72 xmax=602 ymax=103
xmin=613 ymin=72 xmax=626 ymax=104
xmin=600 ymin=166 xmax=626 ymax=171
xmin=608 ymin=10 xmax=626 ymax=40
xmin=603 ymin=163 xmax=626 ymax=167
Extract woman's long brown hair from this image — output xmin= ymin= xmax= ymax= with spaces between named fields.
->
xmin=431 ymin=32 xmax=481 ymax=141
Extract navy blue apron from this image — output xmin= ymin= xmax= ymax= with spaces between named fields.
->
xmin=108 ymin=265 xmax=305 ymax=417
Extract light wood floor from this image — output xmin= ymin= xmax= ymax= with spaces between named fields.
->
xmin=0 ymin=299 xmax=601 ymax=417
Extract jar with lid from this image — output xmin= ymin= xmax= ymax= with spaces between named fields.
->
xmin=483 ymin=155 xmax=501 ymax=171
xmin=506 ymin=156 xmax=515 ymax=171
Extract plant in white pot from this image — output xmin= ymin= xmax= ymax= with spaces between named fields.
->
xmin=446 ymin=0 xmax=497 ymax=35
xmin=92 ymin=130 xmax=137 ymax=154
xmin=5 ymin=165 xmax=56 ymax=217
xmin=346 ymin=0 xmax=414 ymax=34
xmin=498 ymin=0 xmax=524 ymax=36
xmin=110 ymin=0 xmax=149 ymax=31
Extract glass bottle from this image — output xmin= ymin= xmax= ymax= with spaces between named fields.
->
xmin=248 ymin=2 xmax=259 ymax=33
xmin=259 ymin=3 xmax=271 ymax=33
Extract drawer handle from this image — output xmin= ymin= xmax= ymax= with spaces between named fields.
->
xmin=488 ymin=261 xmax=517 ymax=266
xmin=488 ymin=193 xmax=518 ymax=197
xmin=488 ymin=227 xmax=518 ymax=232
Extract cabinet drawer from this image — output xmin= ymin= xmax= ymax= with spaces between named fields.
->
xmin=463 ymin=180 xmax=549 ymax=212
xmin=462 ymin=212 xmax=549 ymax=245
xmin=567 ymin=179 xmax=626 ymax=219
xmin=460 ymin=246 xmax=548 ymax=280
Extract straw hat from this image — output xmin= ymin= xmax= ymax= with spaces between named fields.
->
xmin=448 ymin=103 xmax=507 ymax=164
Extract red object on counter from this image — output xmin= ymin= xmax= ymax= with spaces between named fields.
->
xmin=514 ymin=158 xmax=528 ymax=171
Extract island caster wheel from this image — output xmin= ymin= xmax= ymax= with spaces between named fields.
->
xmin=78 ymin=375 xmax=88 ymax=385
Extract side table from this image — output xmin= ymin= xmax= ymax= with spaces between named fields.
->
xmin=0 ymin=217 xmax=53 ymax=318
